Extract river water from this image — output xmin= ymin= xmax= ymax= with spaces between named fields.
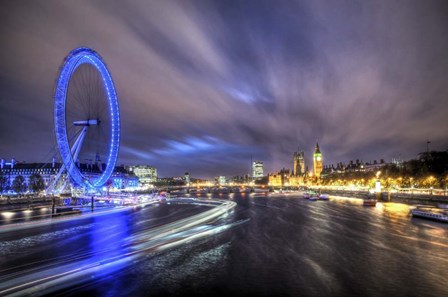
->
xmin=1 ymin=193 xmax=447 ymax=297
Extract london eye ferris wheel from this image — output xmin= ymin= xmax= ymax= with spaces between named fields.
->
xmin=52 ymin=47 xmax=120 ymax=191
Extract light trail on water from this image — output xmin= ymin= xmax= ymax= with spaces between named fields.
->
xmin=0 ymin=198 xmax=240 ymax=297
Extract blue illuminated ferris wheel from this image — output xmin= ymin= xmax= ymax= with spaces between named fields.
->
xmin=52 ymin=47 xmax=120 ymax=190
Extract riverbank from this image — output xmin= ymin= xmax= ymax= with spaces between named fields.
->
xmin=314 ymin=188 xmax=448 ymax=206
xmin=0 ymin=196 xmax=57 ymax=211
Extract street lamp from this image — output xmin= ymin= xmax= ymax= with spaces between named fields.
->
xmin=375 ymin=171 xmax=381 ymax=193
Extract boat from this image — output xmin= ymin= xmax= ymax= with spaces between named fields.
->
xmin=437 ymin=203 xmax=448 ymax=209
xmin=303 ymin=191 xmax=317 ymax=199
xmin=363 ymin=198 xmax=377 ymax=206
xmin=411 ymin=206 xmax=448 ymax=223
xmin=253 ymin=187 xmax=269 ymax=193
xmin=318 ymin=194 xmax=329 ymax=200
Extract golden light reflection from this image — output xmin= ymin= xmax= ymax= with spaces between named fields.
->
xmin=329 ymin=195 xmax=363 ymax=205
xmin=380 ymin=202 xmax=410 ymax=217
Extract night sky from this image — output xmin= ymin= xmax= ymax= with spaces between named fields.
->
xmin=1 ymin=0 xmax=448 ymax=179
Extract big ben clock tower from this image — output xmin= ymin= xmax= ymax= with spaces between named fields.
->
xmin=313 ymin=142 xmax=323 ymax=178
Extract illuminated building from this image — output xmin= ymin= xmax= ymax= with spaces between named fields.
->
xmin=322 ymin=159 xmax=387 ymax=175
xmin=0 ymin=159 xmax=59 ymax=190
xmin=213 ymin=176 xmax=227 ymax=185
xmin=230 ymin=175 xmax=251 ymax=184
xmin=125 ymin=165 xmax=157 ymax=185
xmin=0 ymin=159 xmax=139 ymax=192
xmin=363 ymin=159 xmax=386 ymax=171
xmin=288 ymin=175 xmax=304 ymax=186
xmin=268 ymin=168 xmax=291 ymax=187
xmin=268 ymin=172 xmax=282 ymax=187
xmin=157 ymin=176 xmax=185 ymax=185
xmin=184 ymin=172 xmax=190 ymax=184
xmin=110 ymin=166 xmax=139 ymax=189
xmin=252 ymin=161 xmax=264 ymax=179
xmin=218 ymin=176 xmax=226 ymax=185
xmin=313 ymin=143 xmax=323 ymax=178
xmin=293 ymin=149 xmax=305 ymax=176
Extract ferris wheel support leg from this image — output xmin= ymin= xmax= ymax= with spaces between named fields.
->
xmin=63 ymin=127 xmax=88 ymax=192
xmin=67 ymin=127 xmax=88 ymax=177
xmin=47 ymin=127 xmax=88 ymax=194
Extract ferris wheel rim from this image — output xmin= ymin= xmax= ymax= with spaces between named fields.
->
xmin=54 ymin=47 xmax=120 ymax=189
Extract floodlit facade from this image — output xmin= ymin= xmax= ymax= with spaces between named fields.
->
xmin=268 ymin=168 xmax=305 ymax=187
xmin=313 ymin=143 xmax=323 ymax=178
xmin=252 ymin=161 xmax=264 ymax=179
xmin=293 ymin=150 xmax=305 ymax=176
xmin=218 ymin=176 xmax=226 ymax=185
xmin=0 ymin=159 xmax=59 ymax=191
xmin=125 ymin=165 xmax=157 ymax=185
xmin=0 ymin=159 xmax=139 ymax=193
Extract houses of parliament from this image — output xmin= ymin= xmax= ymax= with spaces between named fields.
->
xmin=268 ymin=143 xmax=323 ymax=187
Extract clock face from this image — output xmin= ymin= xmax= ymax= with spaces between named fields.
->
xmin=316 ymin=156 xmax=322 ymax=161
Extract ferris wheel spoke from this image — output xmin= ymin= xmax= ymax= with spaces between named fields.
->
xmin=66 ymin=107 xmax=84 ymax=120
xmin=69 ymin=77 xmax=89 ymax=117
xmin=80 ymin=66 xmax=92 ymax=117
xmin=71 ymin=71 xmax=86 ymax=108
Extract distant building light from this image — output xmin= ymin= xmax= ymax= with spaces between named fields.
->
xmin=252 ymin=161 xmax=264 ymax=178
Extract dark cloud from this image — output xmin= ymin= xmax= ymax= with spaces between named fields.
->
xmin=1 ymin=0 xmax=447 ymax=179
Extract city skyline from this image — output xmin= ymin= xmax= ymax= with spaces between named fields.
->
xmin=1 ymin=1 xmax=448 ymax=179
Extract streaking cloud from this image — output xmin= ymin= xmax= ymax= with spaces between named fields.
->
xmin=0 ymin=0 xmax=447 ymax=178
xmin=154 ymin=136 xmax=218 ymax=155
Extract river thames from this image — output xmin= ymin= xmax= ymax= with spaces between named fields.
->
xmin=1 ymin=193 xmax=447 ymax=297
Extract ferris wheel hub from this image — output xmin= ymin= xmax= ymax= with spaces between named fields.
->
xmin=73 ymin=119 xmax=100 ymax=126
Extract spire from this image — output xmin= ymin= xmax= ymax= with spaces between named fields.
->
xmin=315 ymin=142 xmax=321 ymax=154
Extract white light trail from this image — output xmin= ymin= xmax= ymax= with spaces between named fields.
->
xmin=0 ymin=198 xmax=241 ymax=297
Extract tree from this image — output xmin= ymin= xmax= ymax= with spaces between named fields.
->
xmin=29 ymin=173 xmax=45 ymax=193
xmin=12 ymin=175 xmax=27 ymax=194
